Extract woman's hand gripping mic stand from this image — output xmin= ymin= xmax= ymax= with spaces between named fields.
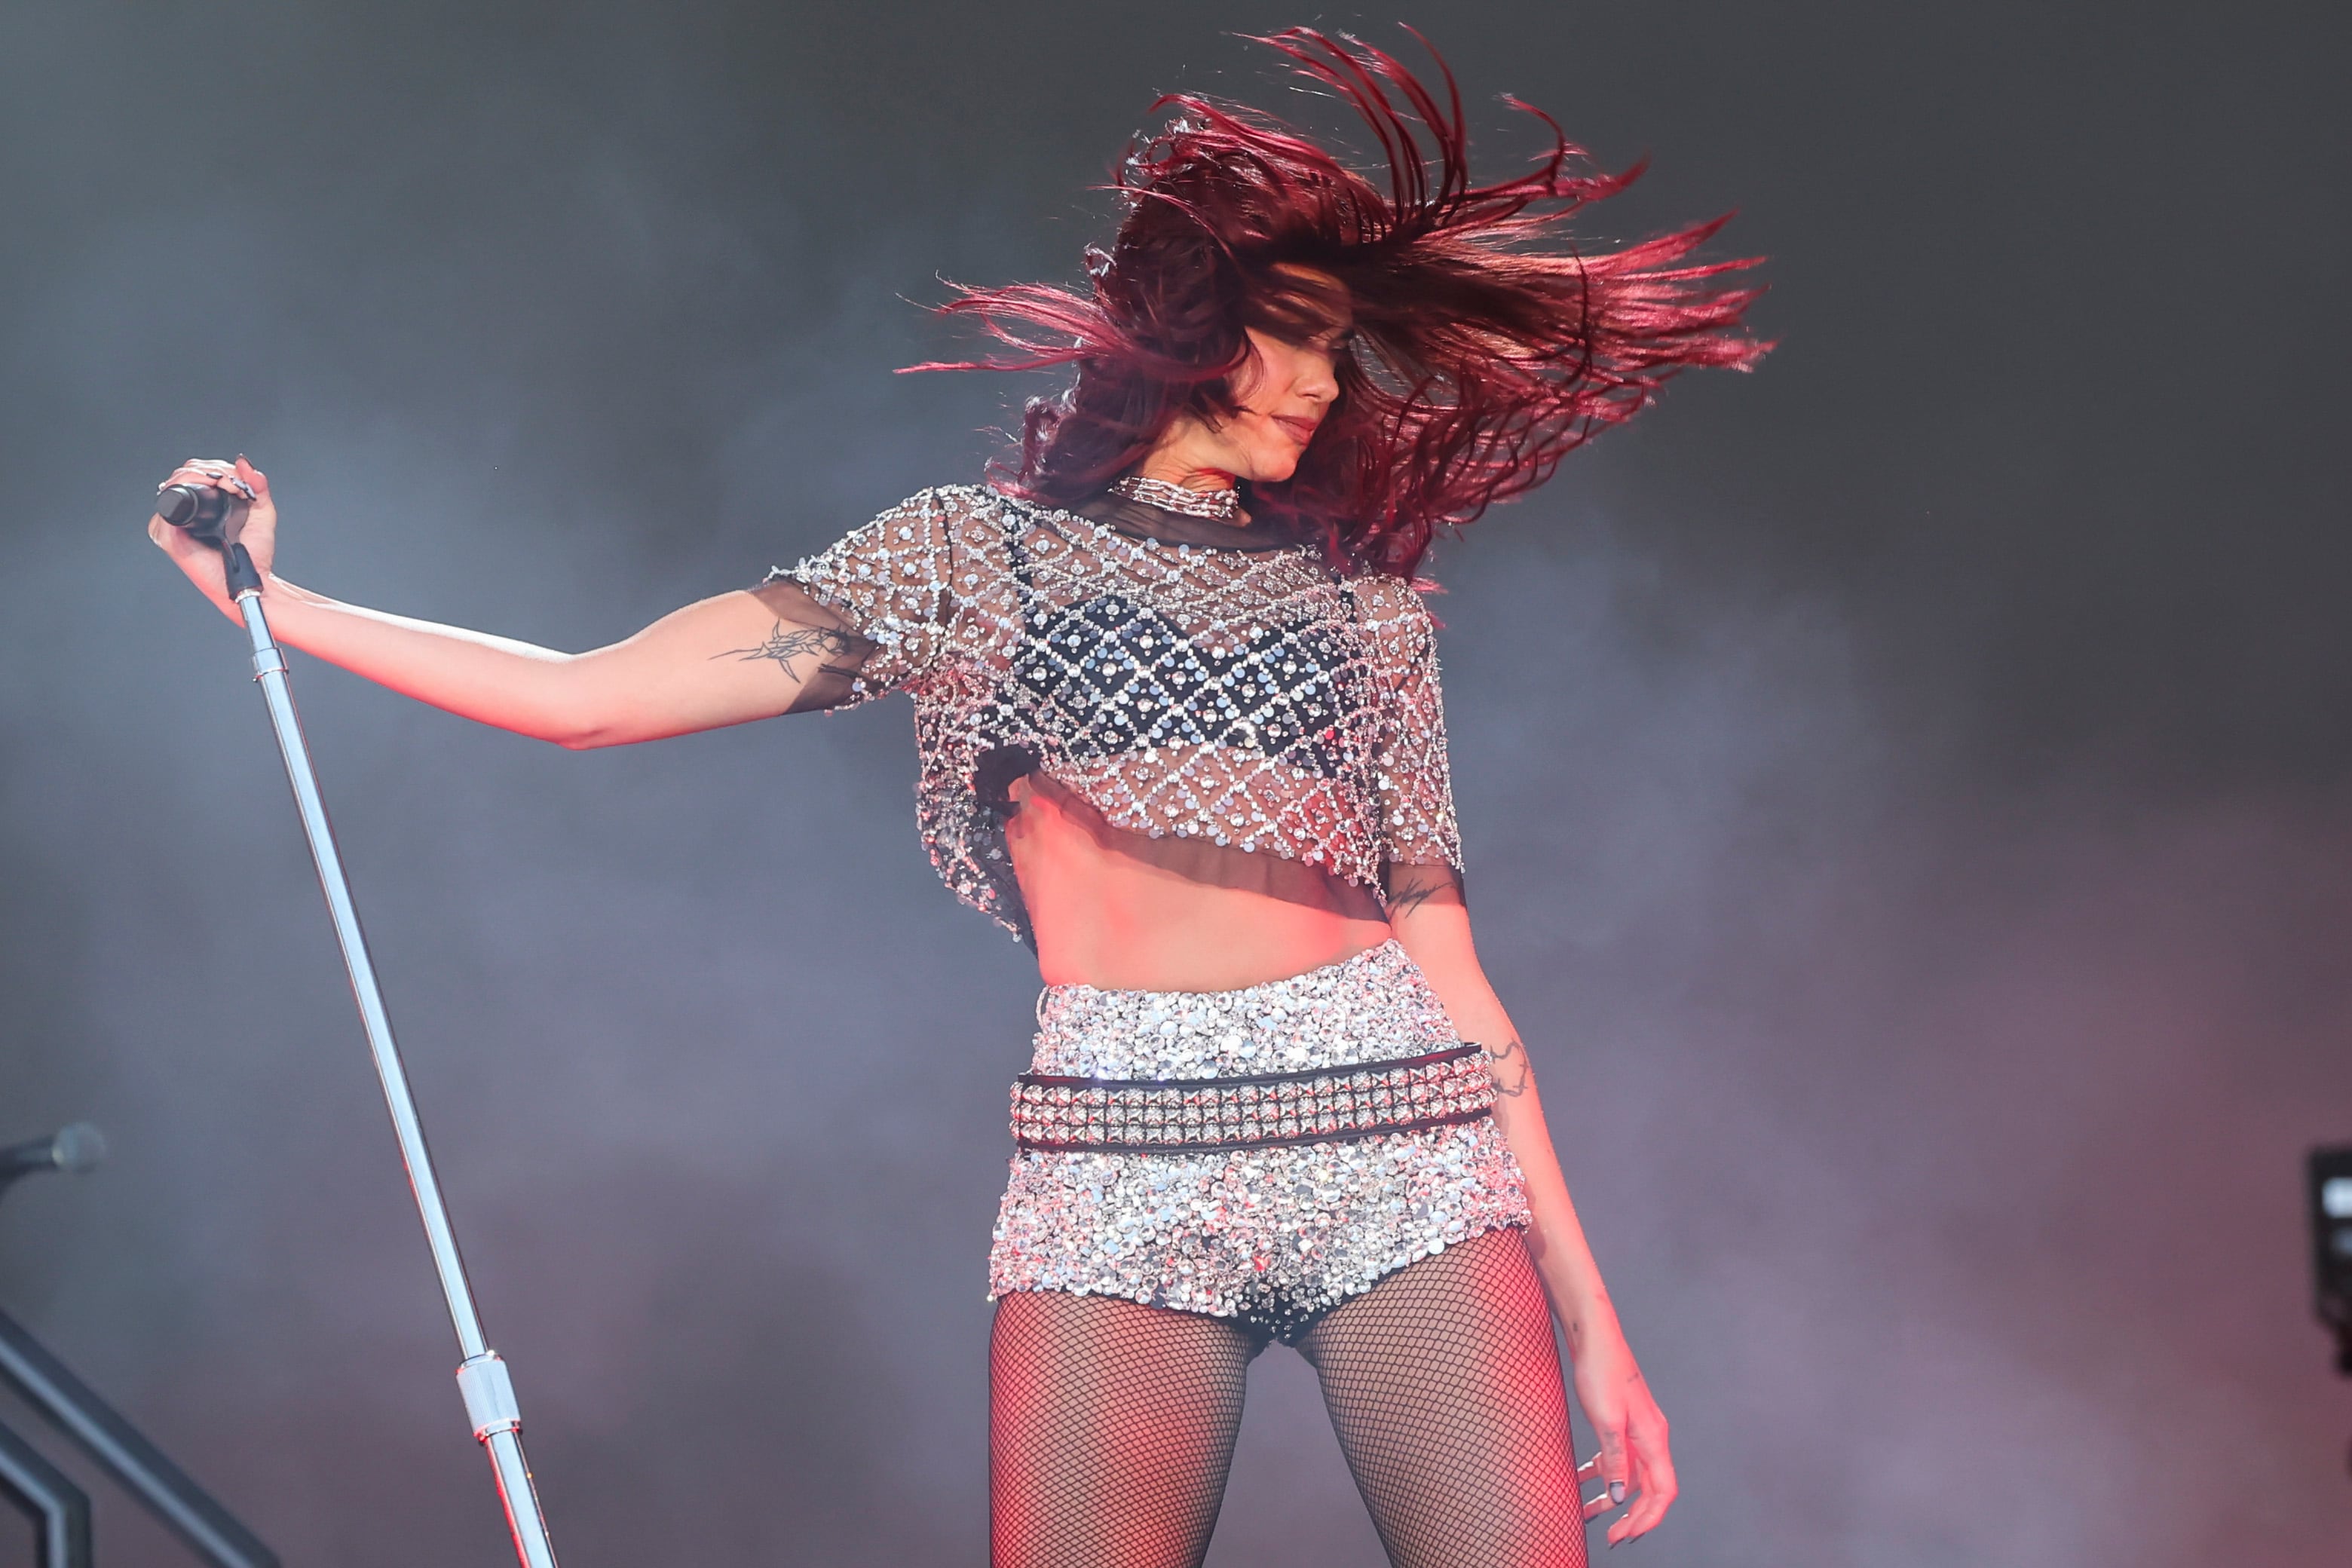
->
xmin=155 ymin=484 xmax=559 ymax=1568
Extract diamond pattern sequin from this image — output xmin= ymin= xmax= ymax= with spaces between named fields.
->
xmin=777 ymin=486 xmax=1462 ymax=939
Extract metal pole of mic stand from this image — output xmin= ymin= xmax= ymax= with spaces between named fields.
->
xmin=210 ymin=540 xmax=558 ymax=1568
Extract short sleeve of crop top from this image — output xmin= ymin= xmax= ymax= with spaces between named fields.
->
xmin=760 ymin=487 xmax=966 ymax=706
xmin=1349 ymin=573 xmax=1465 ymax=871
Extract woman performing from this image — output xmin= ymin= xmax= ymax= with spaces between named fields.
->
xmin=151 ymin=29 xmax=1760 ymax=1567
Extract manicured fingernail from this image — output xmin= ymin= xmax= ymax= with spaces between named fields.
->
xmin=1609 ymin=1481 xmax=1626 ymax=1505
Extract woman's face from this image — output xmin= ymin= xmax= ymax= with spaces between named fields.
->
xmin=1139 ymin=279 xmax=1351 ymax=493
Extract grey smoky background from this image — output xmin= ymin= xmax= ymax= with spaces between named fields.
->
xmin=3 ymin=1 xmax=2348 ymax=1563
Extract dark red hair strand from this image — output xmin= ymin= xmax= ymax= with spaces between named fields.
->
xmin=908 ymin=27 xmax=1769 ymax=577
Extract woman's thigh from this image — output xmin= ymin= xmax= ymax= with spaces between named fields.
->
xmin=1297 ymin=1227 xmax=1587 ymax=1568
xmin=990 ymin=1290 xmax=1261 ymax=1568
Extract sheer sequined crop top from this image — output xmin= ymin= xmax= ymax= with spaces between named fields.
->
xmin=764 ymin=485 xmax=1462 ymax=940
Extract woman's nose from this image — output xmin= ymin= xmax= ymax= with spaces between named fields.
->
xmin=1297 ymin=354 xmax=1339 ymax=404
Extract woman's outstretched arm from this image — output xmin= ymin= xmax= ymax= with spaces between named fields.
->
xmin=149 ymin=457 xmax=862 ymax=749
xmin=1384 ymin=862 xmax=1678 ymax=1548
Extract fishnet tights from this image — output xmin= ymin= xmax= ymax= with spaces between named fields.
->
xmin=989 ymin=1228 xmax=1586 ymax=1568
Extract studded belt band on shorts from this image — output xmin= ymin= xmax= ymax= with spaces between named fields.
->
xmin=1008 ymin=1044 xmax=1496 ymax=1154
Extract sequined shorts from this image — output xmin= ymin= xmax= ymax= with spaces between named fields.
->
xmin=987 ymin=942 xmax=1530 ymax=1342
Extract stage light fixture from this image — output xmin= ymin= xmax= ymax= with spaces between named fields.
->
xmin=2310 ymin=1144 xmax=2352 ymax=1377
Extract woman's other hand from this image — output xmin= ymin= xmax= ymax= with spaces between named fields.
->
xmin=1571 ymin=1310 xmax=1677 ymax=1546
xmin=149 ymin=455 xmax=275 ymax=617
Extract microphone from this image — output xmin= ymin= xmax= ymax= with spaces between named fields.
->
xmin=155 ymin=482 xmax=231 ymax=542
xmin=0 ymin=1122 xmax=110 ymax=1193
xmin=155 ymin=479 xmax=262 ymax=592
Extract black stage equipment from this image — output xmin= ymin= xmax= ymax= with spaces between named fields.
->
xmin=0 ymin=1389 xmax=90 ymax=1568
xmin=2309 ymin=1144 xmax=2352 ymax=1481
xmin=2311 ymin=1144 xmax=2352 ymax=1377
xmin=0 ymin=1125 xmax=109 ymax=1195
xmin=158 ymin=510 xmax=559 ymax=1566
xmin=0 ymin=1126 xmax=276 ymax=1567
xmin=0 ymin=1312 xmax=277 ymax=1568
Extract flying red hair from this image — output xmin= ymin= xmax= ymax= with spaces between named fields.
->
xmin=910 ymin=27 xmax=1768 ymax=577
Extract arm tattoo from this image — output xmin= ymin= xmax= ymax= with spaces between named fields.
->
xmin=1386 ymin=880 xmax=1447 ymax=916
xmin=1484 ymin=1038 xmax=1534 ymax=1098
xmin=1383 ymin=867 xmax=1465 ymax=917
xmin=713 ymin=620 xmax=861 ymax=684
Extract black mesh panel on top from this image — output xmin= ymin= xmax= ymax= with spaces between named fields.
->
xmin=746 ymin=579 xmax=880 ymax=714
xmin=988 ymin=1229 xmax=1586 ymax=1568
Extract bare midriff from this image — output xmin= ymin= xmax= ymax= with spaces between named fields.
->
xmin=1005 ymin=772 xmax=1395 ymax=994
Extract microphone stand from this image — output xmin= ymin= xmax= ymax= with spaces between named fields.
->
xmin=204 ymin=539 xmax=559 ymax=1568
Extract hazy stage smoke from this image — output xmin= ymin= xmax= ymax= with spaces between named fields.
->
xmin=2 ymin=3 xmax=2346 ymax=1564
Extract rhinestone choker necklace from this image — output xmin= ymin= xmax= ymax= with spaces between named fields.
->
xmin=1108 ymin=473 xmax=1241 ymax=522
